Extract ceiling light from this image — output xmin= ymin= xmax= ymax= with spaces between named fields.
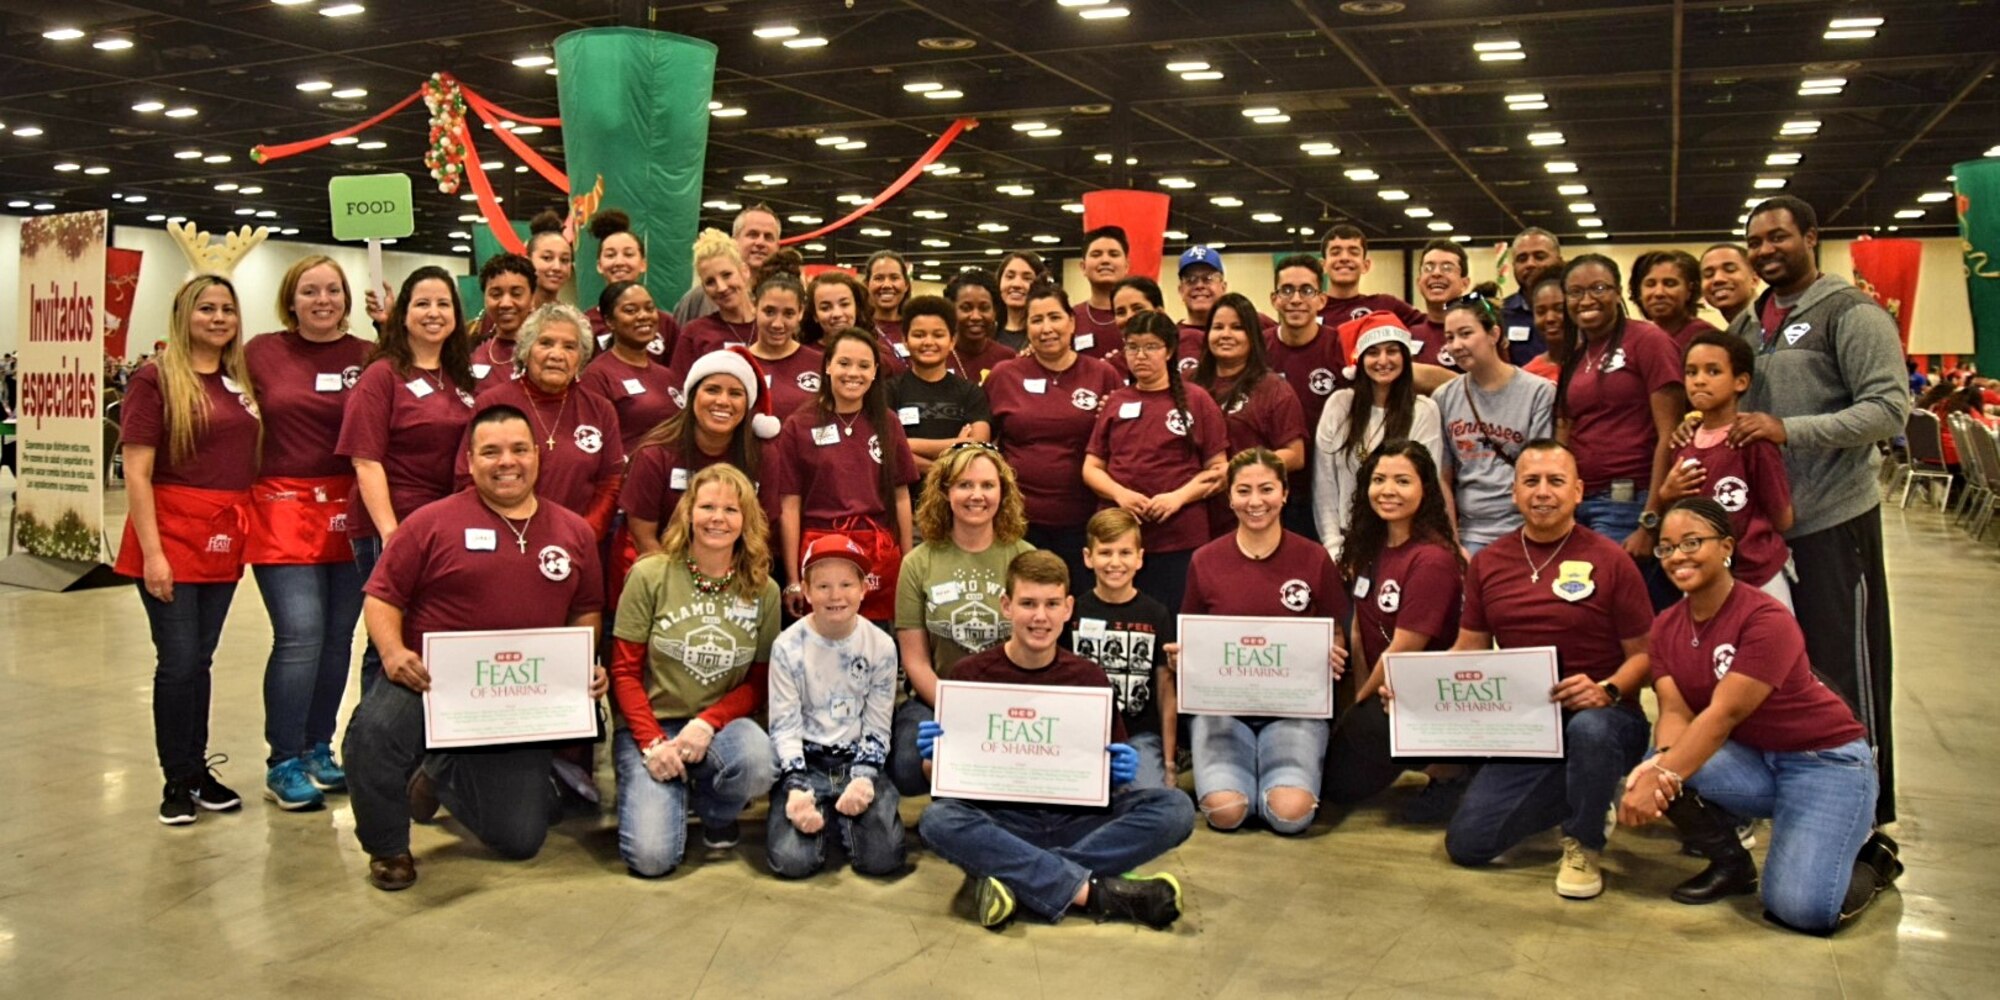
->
xmin=701 ymin=199 xmax=741 ymax=210
xmin=1504 ymin=93 xmax=1545 ymax=104
xmin=296 ymin=80 xmax=333 ymax=92
xmin=903 ymin=81 xmax=943 ymax=93
xmin=214 ymin=182 xmax=239 ymax=192
xmin=43 ymin=28 xmax=86 ymax=41
xmin=711 ymin=106 xmax=747 ymax=117
xmin=330 ymin=136 xmax=358 ymax=145
xmin=1743 ymin=197 xmax=1766 ymax=208
xmin=13 ymin=126 xmax=43 ymax=137
xmin=1823 ymin=28 xmax=1876 ymax=39
xmin=132 ymin=101 xmax=165 ymax=113
xmin=1378 ymin=189 xmax=1410 ymax=201
xmin=84 ymin=166 xmax=110 ymax=175
xmin=1031 ymin=234 xmax=1061 ymax=244
xmin=1567 ymin=202 xmax=1595 ymax=213
xmin=1587 ymin=231 xmax=1609 ymax=240
xmin=54 ymin=162 xmax=81 ymax=172
xmin=754 ymin=25 xmax=800 ymax=39
xmin=1063 ymin=202 xmax=1085 ymax=214
xmin=912 ymin=209 xmax=947 ymax=219
xmin=203 ymin=153 xmax=231 ymax=163
xmin=1780 ymin=119 xmax=1821 ymax=134
xmin=1754 ymin=177 xmax=1788 ymax=189
xmin=804 ymin=242 xmax=827 ymax=252
xmin=1472 ymin=40 xmax=1521 ymax=52
xmin=1800 ymin=77 xmax=1846 ymax=89
xmin=1527 ymin=131 xmax=1564 ymax=146
xmin=1242 ymin=107 xmax=1280 ymax=118
xmin=235 ymin=208 xmax=256 ymax=216
xmin=761 ymin=176 xmax=788 ymax=186
xmin=1181 ymin=71 xmax=1225 ymax=81
xmin=512 ymin=54 xmax=554 ymax=68
xmin=1479 ymin=51 xmax=1526 ymax=62
xmin=93 ymin=36 xmax=134 ymax=51
xmin=1404 ymin=207 xmax=1433 ymax=218
xmin=816 ymin=135 xmax=849 ymax=146
xmin=1210 ymin=196 xmax=1243 ymax=207
xmin=1252 ymin=114 xmax=1291 ymax=124
xmin=279 ymin=228 xmax=300 ymax=236
xmin=457 ymin=213 xmax=481 ymax=222
xmin=1207 ymin=242 xmax=1228 ymax=250
xmin=256 ymin=210 xmax=277 ymax=218
xmin=145 ymin=213 xmax=165 ymax=221
xmin=788 ymin=214 xmax=823 ymax=224
xmin=1251 ymin=212 xmax=1284 ymax=223
xmin=1012 ymin=121 xmax=1047 ymax=132
xmin=1577 ymin=217 xmax=1603 ymax=228
xmin=835 ymin=140 xmax=867 ymax=150
xmin=783 ymin=37 xmax=829 ymax=49
xmin=1918 ymin=191 xmax=1952 ymax=203
xmin=1157 ymin=177 xmax=1196 ymax=190
xmin=124 ymin=195 xmax=148 ymax=204
xmin=1027 ymin=128 xmax=1063 ymax=138
xmin=1165 ymin=60 xmax=1209 ymax=73
xmin=1058 ymin=0 xmax=1109 ymax=5
xmin=33 ymin=203 xmax=54 ymax=211
xmin=922 ymin=89 xmax=964 ymax=100
xmin=1343 ymin=168 xmax=1378 ymax=181
xmin=319 ymin=4 xmax=366 ymax=16
xmin=1829 ymin=16 xmax=1885 ymax=29
xmin=1767 ymin=152 xmax=1802 ymax=166
xmin=1544 ymin=160 xmax=1579 ymax=174
xmin=921 ymin=238 xmax=952 ymax=247
xmin=1161 ymin=230 xmax=1188 ymax=241
xmin=330 ymin=88 xmax=367 ymax=99
xmin=1894 ymin=209 xmax=1925 ymax=219
xmin=1986 ymin=145 xmax=2000 ymax=158
xmin=1558 ymin=184 xmax=1590 ymax=196
xmin=1078 ymin=6 xmax=1130 ymax=18
xmin=840 ymin=194 xmax=875 ymax=206
xmin=1507 ymin=101 xmax=1548 ymax=111
xmin=860 ymin=227 xmax=892 ymax=237
xmin=163 ymin=107 xmax=198 ymax=118
xmin=448 ymin=230 xmax=471 ymax=240
xmin=356 ymin=141 xmax=386 ymax=150
xmin=1427 ymin=221 xmax=1455 ymax=232
xmin=977 ymin=222 xmax=1010 ymax=232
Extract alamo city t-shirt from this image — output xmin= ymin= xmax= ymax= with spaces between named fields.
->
xmin=895 ymin=538 xmax=1036 ymax=678
xmin=613 ymin=555 xmax=782 ymax=721
xmin=1651 ymin=583 xmax=1865 ymax=752
xmin=1065 ymin=589 xmax=1174 ymax=737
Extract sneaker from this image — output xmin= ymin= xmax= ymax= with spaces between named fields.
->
xmin=1401 ymin=774 xmax=1469 ymax=824
xmin=302 ymin=743 xmax=347 ymax=793
xmin=1556 ymin=836 xmax=1605 ymax=899
xmin=159 ymin=781 xmax=198 ymax=826
xmin=1087 ymin=872 xmax=1184 ymax=929
xmin=191 ymin=755 xmax=242 ymax=812
xmin=263 ymin=758 xmax=325 ymax=811
xmin=700 ymin=820 xmax=741 ymax=850
xmin=975 ymin=876 xmax=1016 ymax=930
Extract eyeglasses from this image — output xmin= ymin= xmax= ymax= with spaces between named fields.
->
xmin=1652 ymin=535 xmax=1724 ymax=560
xmin=1565 ymin=282 xmax=1620 ymax=300
xmin=1123 ymin=342 xmax=1168 ymax=356
xmin=1420 ymin=262 xmax=1463 ymax=276
xmin=1274 ymin=284 xmax=1321 ymax=300
xmin=1180 ymin=272 xmax=1223 ymax=287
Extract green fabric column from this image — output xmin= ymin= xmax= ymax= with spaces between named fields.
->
xmin=1955 ymin=159 xmax=2000 ymax=374
xmin=554 ymin=27 xmax=717 ymax=312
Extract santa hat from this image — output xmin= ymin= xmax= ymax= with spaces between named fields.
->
xmin=684 ymin=345 xmax=782 ymax=439
xmin=1334 ymin=310 xmax=1414 ymax=381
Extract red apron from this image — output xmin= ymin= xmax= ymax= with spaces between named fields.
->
xmin=245 ymin=474 xmax=356 ymax=565
xmin=803 ymin=517 xmax=903 ymax=622
xmin=115 ymin=485 xmax=253 ymax=583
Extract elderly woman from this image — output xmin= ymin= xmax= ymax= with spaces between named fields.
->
xmin=459 ymin=302 xmax=624 ymax=540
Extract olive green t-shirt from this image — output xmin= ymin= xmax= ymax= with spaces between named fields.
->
xmin=894 ymin=538 xmax=1036 ymax=678
xmin=615 ymin=556 xmax=782 ymax=721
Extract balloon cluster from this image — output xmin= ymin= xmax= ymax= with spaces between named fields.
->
xmin=423 ymin=73 xmax=468 ymax=194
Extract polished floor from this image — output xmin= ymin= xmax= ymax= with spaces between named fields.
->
xmin=1 ymin=484 xmax=1993 ymax=999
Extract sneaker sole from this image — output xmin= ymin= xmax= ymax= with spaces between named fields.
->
xmin=158 ymin=812 xmax=197 ymax=826
xmin=978 ymin=879 xmax=1016 ymax=929
xmin=1123 ymin=872 xmax=1185 ymax=919
xmin=1556 ymin=878 xmax=1605 ymax=900
xmin=192 ymin=798 xmax=242 ymax=812
xmin=263 ymin=788 xmax=324 ymax=811
xmin=307 ymin=777 xmax=347 ymax=793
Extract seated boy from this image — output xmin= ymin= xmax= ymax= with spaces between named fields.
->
xmin=1064 ymin=509 xmax=1177 ymax=788
xmin=766 ymin=534 xmax=908 ymax=878
xmin=917 ymin=550 xmax=1197 ymax=930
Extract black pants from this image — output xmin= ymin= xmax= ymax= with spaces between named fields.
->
xmin=1322 ymin=696 xmax=1409 ymax=806
xmin=1026 ymin=521 xmax=1092 ymax=595
xmin=140 ymin=581 xmax=238 ymax=782
xmin=1789 ymin=506 xmax=1896 ymax=825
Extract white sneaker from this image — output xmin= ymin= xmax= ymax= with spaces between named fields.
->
xmin=1556 ymin=836 xmax=1604 ymax=899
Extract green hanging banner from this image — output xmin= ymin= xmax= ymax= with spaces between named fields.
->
xmin=554 ymin=27 xmax=718 ymax=314
xmin=1955 ymin=159 xmax=2000 ymax=375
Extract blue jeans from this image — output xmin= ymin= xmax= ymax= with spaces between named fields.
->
xmin=139 ymin=581 xmax=238 ymax=782
xmin=765 ymin=760 xmax=907 ymax=878
xmin=1126 ymin=730 xmax=1168 ymax=791
xmin=918 ymin=788 xmax=1196 ymax=922
xmin=1576 ymin=488 xmax=1647 ymax=544
xmin=350 ymin=536 xmax=384 ymax=695
xmin=888 ymin=697 xmax=933 ymax=797
xmin=253 ymin=561 xmax=364 ymax=765
xmin=1685 ymin=738 xmax=1878 ymax=933
xmin=613 ymin=719 xmax=777 ymax=877
xmin=1447 ymin=706 xmax=1649 ymax=862
xmin=1192 ymin=716 xmax=1329 ymax=834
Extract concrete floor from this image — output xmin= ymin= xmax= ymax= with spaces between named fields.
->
xmin=1 ymin=486 xmax=1994 ymax=999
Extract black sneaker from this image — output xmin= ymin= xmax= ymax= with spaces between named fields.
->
xmin=159 ymin=781 xmax=197 ymax=826
xmin=1401 ymin=774 xmax=1469 ymax=824
xmin=1086 ymin=872 xmax=1183 ymax=929
xmin=191 ymin=755 xmax=242 ymax=812
xmin=701 ymin=820 xmax=741 ymax=850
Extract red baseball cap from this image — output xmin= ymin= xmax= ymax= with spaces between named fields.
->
xmin=801 ymin=533 xmax=872 ymax=580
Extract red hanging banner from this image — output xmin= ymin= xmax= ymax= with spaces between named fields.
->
xmin=1849 ymin=236 xmax=1923 ymax=354
xmin=1082 ymin=190 xmax=1171 ymax=282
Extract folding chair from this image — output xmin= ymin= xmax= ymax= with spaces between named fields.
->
xmin=1968 ymin=423 xmax=2000 ymax=539
xmin=1897 ymin=409 xmax=1954 ymax=511
xmin=1949 ymin=413 xmax=1989 ymax=526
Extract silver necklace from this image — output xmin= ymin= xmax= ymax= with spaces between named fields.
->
xmin=1520 ymin=526 xmax=1576 ymax=584
xmin=491 ymin=504 xmax=535 ymax=553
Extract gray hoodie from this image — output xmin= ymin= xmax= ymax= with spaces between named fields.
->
xmin=1725 ymin=273 xmax=1911 ymax=538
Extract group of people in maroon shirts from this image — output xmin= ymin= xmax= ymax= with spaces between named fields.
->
xmin=116 ymin=193 xmax=1908 ymax=935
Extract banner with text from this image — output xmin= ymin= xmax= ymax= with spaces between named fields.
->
xmin=12 ymin=211 xmax=107 ymax=562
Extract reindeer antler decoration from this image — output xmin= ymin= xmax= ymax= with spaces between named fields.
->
xmin=167 ymin=221 xmax=268 ymax=279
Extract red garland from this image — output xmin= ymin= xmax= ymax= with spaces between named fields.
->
xmin=779 ymin=118 xmax=979 ymax=245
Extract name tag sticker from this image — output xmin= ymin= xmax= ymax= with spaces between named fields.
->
xmin=1074 ymin=333 xmax=1096 ymax=352
xmin=470 ymin=364 xmax=492 ymax=379
xmin=221 ymin=375 xmax=243 ymax=393
xmin=898 ymin=405 xmax=921 ymax=426
xmin=812 ymin=424 xmax=842 ymax=446
xmin=1023 ymin=378 xmax=1048 ymax=394
xmin=622 ymin=378 xmax=646 ymax=395
xmin=930 ymin=581 xmax=963 ymax=604
xmin=1507 ymin=325 xmax=1531 ymax=343
xmin=892 ymin=342 xmax=911 ymax=358
xmin=670 ymin=468 xmax=689 ymax=490
xmin=1118 ymin=401 xmax=1143 ymax=419
xmin=464 ymin=528 xmax=497 ymax=551
xmin=406 ymin=378 xmax=435 ymax=399
xmin=1077 ymin=617 xmax=1108 ymax=640
xmin=1353 ymin=575 xmax=1371 ymax=599
xmin=315 ymin=373 xmax=345 ymax=392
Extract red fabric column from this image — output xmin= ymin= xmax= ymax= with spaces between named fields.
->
xmin=1082 ymin=191 xmax=1171 ymax=281
xmin=1849 ymin=236 xmax=1923 ymax=355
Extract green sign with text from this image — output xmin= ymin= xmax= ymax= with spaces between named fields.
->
xmin=328 ymin=173 xmax=414 ymax=241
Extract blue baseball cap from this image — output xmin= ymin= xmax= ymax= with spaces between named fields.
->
xmin=1178 ymin=245 xmax=1224 ymax=276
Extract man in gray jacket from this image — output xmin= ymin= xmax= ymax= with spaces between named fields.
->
xmin=1724 ymin=195 xmax=1910 ymax=825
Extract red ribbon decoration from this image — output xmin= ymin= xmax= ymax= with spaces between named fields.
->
xmin=250 ymin=88 xmax=425 ymax=163
xmin=456 ymin=122 xmax=525 ymax=255
xmin=462 ymin=88 xmax=569 ymax=194
xmin=779 ymin=118 xmax=979 ymax=245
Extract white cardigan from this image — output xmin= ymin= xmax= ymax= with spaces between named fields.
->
xmin=1311 ymin=391 xmax=1445 ymax=558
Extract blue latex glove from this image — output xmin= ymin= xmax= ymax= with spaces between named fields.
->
xmin=917 ymin=720 xmax=943 ymax=760
xmin=1107 ymin=743 xmax=1139 ymax=787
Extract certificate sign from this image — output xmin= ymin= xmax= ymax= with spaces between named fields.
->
xmin=422 ymin=627 xmax=598 ymax=749
xmin=930 ymin=680 xmax=1114 ymax=807
xmin=1385 ymin=647 xmax=1565 ymax=759
xmin=1175 ymin=614 xmax=1335 ymax=719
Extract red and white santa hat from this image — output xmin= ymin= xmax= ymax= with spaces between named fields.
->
xmin=1334 ymin=309 xmax=1415 ymax=381
xmin=683 ymin=345 xmax=782 ymax=439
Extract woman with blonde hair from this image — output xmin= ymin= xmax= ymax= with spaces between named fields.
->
xmin=609 ymin=462 xmax=780 ymax=876
xmin=668 ymin=228 xmax=756 ymax=373
xmin=116 ymin=275 xmax=263 ymax=826
xmin=888 ymin=443 xmax=1035 ymax=794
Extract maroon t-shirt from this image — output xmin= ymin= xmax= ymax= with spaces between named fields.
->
xmin=584 ymin=306 xmax=679 ymax=361
xmin=364 ymin=488 xmax=604 ymax=653
xmin=1321 ymin=293 xmax=1424 ymax=329
xmin=1404 ymin=316 xmax=1456 ymax=370
xmin=1354 ymin=540 xmax=1463 ymax=667
xmin=1179 ymin=315 xmax=1279 ymax=376
xmin=456 ymin=380 xmax=624 ymax=517
xmin=469 ymin=335 xmax=521 ymax=396
xmin=1086 ymin=384 xmax=1230 ymax=553
xmin=1462 ymin=526 xmax=1651 ymax=682
xmin=871 ymin=319 xmax=912 ymax=376
xmin=243 ymin=330 xmax=369 ymax=479
xmin=579 ymin=350 xmax=682 ymax=455
xmin=1202 ymin=371 xmax=1308 ymax=535
xmin=668 ymin=314 xmax=754 ymax=375
xmin=1266 ymin=325 xmax=1350 ymax=441
xmin=985 ymin=354 xmax=1126 ymax=527
xmin=767 ymin=407 xmax=920 ymax=528
xmin=335 ymin=359 xmax=476 ymax=538
xmin=754 ymin=345 xmax=825 ymax=425
xmin=1564 ymin=320 xmax=1681 ymax=492
xmin=1651 ymin=584 xmax=1866 ymax=752
xmin=1182 ymin=530 xmax=1349 ymax=623
xmin=1071 ymin=303 xmax=1124 ymax=364
xmin=949 ymin=339 xmax=1017 ymax=386
xmin=119 ymin=364 xmax=260 ymax=490
xmin=1668 ymin=316 xmax=1720 ymax=357
xmin=950 ymin=644 xmax=1128 ymax=744
xmin=619 ymin=439 xmax=779 ymax=533
xmin=1668 ymin=429 xmax=1792 ymax=587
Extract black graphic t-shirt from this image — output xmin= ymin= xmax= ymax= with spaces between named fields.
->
xmin=1064 ymin=589 xmax=1174 ymax=737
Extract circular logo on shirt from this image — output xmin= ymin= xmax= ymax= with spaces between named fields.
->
xmin=1712 ymin=643 xmax=1737 ymax=679
xmin=1308 ymin=368 xmax=1335 ymax=396
xmin=237 ymin=393 xmax=259 ymax=417
xmin=1071 ymin=388 xmax=1100 ymax=411
xmin=797 ymin=371 xmax=822 ymax=393
xmin=1226 ymin=396 xmax=1248 ymax=415
xmin=538 ymin=544 xmax=573 ymax=582
xmin=1438 ymin=350 xmax=1459 ymax=368
xmin=456 ymin=389 xmax=476 ymax=407
xmin=1376 ymin=579 xmax=1401 ymax=613
xmin=341 ymin=365 xmax=362 ymax=389
xmin=1279 ymin=578 xmax=1312 ymax=613
xmin=868 ymin=433 xmax=883 ymax=465
xmin=1164 ymin=409 xmax=1191 ymax=437
xmin=668 ymin=386 xmax=686 ymax=409
xmin=1177 ymin=356 xmax=1199 ymax=374
xmin=574 ymin=424 xmax=603 ymax=454
xmin=1712 ymin=476 xmax=1749 ymax=512
xmin=1347 ymin=305 xmax=1373 ymax=320
xmin=646 ymin=336 xmax=665 ymax=356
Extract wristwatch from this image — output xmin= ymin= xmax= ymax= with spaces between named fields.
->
xmin=1638 ymin=511 xmax=1661 ymax=532
xmin=1601 ymin=681 xmax=1622 ymax=702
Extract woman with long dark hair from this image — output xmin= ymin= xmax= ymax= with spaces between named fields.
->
xmin=525 ymin=208 xmax=574 ymax=311
xmin=943 ymin=268 xmax=1016 ymax=384
xmin=1191 ymin=292 xmax=1306 ymax=535
xmin=622 ymin=348 xmax=780 ymax=562
xmin=1310 ymin=312 xmax=1444 ymax=555
xmin=994 ymin=250 xmax=1047 ymax=352
xmin=745 ymin=257 xmax=824 ymax=421
xmin=865 ymin=250 xmax=913 ymax=356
